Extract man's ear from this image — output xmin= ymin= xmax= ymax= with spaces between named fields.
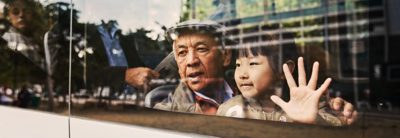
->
xmin=285 ymin=60 xmax=295 ymax=73
xmin=222 ymin=49 xmax=232 ymax=67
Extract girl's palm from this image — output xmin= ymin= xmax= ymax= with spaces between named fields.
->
xmin=271 ymin=57 xmax=331 ymax=124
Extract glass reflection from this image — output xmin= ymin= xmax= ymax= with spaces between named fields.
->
xmin=69 ymin=0 xmax=397 ymax=126
xmin=0 ymin=0 xmax=62 ymax=112
xmin=70 ymin=0 xmax=180 ymax=117
xmin=1 ymin=0 xmax=399 ymax=136
xmin=194 ymin=0 xmax=373 ymax=109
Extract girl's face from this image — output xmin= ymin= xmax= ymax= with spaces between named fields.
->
xmin=235 ymin=54 xmax=274 ymax=98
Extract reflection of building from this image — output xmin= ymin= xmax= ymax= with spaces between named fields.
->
xmin=181 ymin=0 xmax=400 ymax=107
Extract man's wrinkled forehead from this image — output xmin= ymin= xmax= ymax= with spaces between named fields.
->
xmin=172 ymin=30 xmax=222 ymax=48
xmin=175 ymin=31 xmax=213 ymax=43
xmin=175 ymin=28 xmax=219 ymax=38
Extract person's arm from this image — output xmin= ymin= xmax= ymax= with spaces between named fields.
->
xmin=120 ymin=33 xmax=159 ymax=89
xmin=86 ymin=29 xmax=159 ymax=89
xmin=125 ymin=67 xmax=159 ymax=90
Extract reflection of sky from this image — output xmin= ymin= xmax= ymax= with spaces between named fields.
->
xmin=41 ymin=0 xmax=181 ymax=39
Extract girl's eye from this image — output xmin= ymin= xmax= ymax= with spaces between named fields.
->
xmin=249 ymin=62 xmax=259 ymax=66
xmin=236 ymin=63 xmax=240 ymax=67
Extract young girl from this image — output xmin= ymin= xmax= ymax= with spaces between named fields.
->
xmin=216 ymin=35 xmax=343 ymax=125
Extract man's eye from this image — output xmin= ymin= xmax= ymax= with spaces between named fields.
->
xmin=178 ymin=51 xmax=187 ymax=57
xmin=249 ymin=62 xmax=259 ymax=66
xmin=197 ymin=47 xmax=208 ymax=53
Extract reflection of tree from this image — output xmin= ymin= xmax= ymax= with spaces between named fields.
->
xmin=274 ymin=0 xmax=299 ymax=12
xmin=125 ymin=28 xmax=170 ymax=69
xmin=278 ymin=0 xmax=327 ymax=78
xmin=195 ymin=0 xmax=216 ymax=20
xmin=44 ymin=2 xmax=85 ymax=110
xmin=27 ymin=1 xmax=175 ymax=110
xmin=126 ymin=28 xmax=159 ymax=52
xmin=236 ymin=0 xmax=263 ymax=18
xmin=180 ymin=1 xmax=191 ymax=22
xmin=1 ymin=0 xmax=175 ymax=110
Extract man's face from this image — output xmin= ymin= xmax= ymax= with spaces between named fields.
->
xmin=8 ymin=0 xmax=33 ymax=31
xmin=173 ymin=32 xmax=230 ymax=92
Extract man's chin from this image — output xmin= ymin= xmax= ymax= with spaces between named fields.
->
xmin=186 ymin=83 xmax=205 ymax=92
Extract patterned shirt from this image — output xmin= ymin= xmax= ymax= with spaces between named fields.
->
xmin=97 ymin=23 xmax=128 ymax=67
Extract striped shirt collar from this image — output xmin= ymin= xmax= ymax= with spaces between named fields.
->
xmin=193 ymin=80 xmax=233 ymax=106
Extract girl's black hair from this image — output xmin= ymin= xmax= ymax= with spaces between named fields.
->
xmin=237 ymin=33 xmax=298 ymax=80
xmin=237 ymin=42 xmax=280 ymax=82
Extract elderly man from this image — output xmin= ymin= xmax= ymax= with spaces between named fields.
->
xmin=154 ymin=20 xmax=234 ymax=115
xmin=154 ymin=20 xmax=357 ymax=125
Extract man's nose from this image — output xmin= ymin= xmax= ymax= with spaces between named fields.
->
xmin=186 ymin=51 xmax=200 ymax=67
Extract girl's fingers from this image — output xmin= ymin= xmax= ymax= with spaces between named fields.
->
xmin=346 ymin=111 xmax=358 ymax=125
xmin=317 ymin=78 xmax=332 ymax=96
xmin=308 ymin=62 xmax=319 ymax=90
xmin=283 ymin=63 xmax=297 ymax=89
xmin=343 ymin=102 xmax=354 ymax=117
xmin=271 ymin=95 xmax=287 ymax=110
xmin=330 ymin=97 xmax=344 ymax=111
xmin=298 ymin=57 xmax=307 ymax=86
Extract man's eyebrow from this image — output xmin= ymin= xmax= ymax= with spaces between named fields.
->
xmin=193 ymin=41 xmax=207 ymax=47
xmin=176 ymin=44 xmax=187 ymax=49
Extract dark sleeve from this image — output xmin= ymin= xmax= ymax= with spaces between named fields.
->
xmin=154 ymin=52 xmax=179 ymax=79
xmin=91 ymin=66 xmax=127 ymax=87
xmin=85 ymin=29 xmax=129 ymax=88
xmin=86 ymin=47 xmax=128 ymax=88
xmin=120 ymin=35 xmax=145 ymax=68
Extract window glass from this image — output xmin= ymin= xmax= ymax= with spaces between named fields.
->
xmin=1 ymin=0 xmax=399 ymax=137
xmin=0 ymin=0 xmax=69 ymax=114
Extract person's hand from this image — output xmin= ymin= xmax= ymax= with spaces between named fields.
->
xmin=271 ymin=57 xmax=332 ymax=124
xmin=329 ymin=97 xmax=358 ymax=125
xmin=125 ymin=67 xmax=159 ymax=90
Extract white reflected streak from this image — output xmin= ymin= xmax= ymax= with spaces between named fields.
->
xmin=71 ymin=0 xmax=180 ymax=37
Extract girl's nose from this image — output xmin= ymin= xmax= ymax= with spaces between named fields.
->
xmin=239 ymin=70 xmax=249 ymax=80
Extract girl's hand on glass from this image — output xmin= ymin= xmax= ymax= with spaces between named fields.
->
xmin=271 ymin=57 xmax=332 ymax=124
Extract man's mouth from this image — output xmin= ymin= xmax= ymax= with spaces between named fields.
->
xmin=187 ymin=72 xmax=204 ymax=82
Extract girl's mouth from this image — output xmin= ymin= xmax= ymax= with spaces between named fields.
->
xmin=240 ymin=83 xmax=254 ymax=90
